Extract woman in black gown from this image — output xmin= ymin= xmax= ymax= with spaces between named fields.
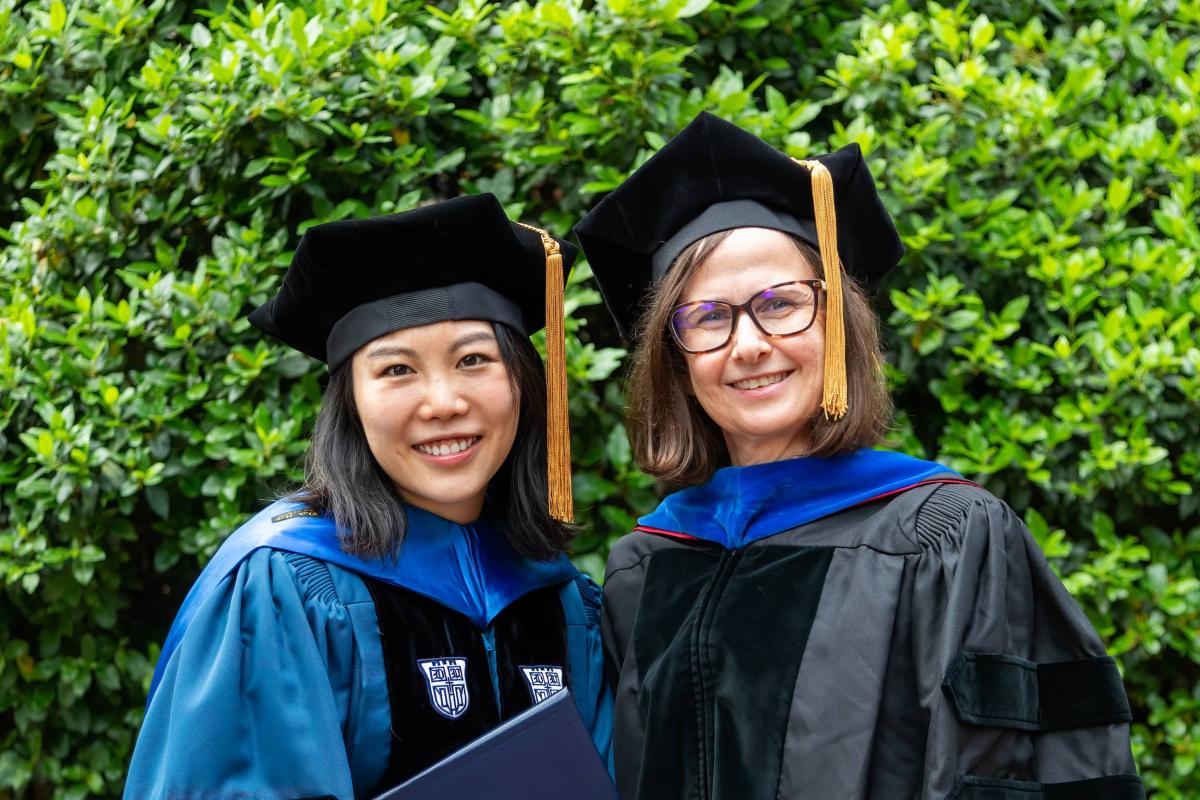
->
xmin=574 ymin=112 xmax=1142 ymax=800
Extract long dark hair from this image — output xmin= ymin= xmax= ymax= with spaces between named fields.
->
xmin=291 ymin=323 xmax=574 ymax=561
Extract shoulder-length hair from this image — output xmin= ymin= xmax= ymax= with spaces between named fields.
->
xmin=292 ymin=323 xmax=573 ymax=561
xmin=625 ymin=230 xmax=893 ymax=489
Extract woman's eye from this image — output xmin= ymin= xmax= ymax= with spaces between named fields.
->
xmin=756 ymin=296 xmax=802 ymax=317
xmin=692 ymin=308 xmax=731 ymax=327
xmin=385 ymin=364 xmax=413 ymax=377
xmin=459 ymin=353 xmax=492 ymax=368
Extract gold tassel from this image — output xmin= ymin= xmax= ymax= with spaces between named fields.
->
xmin=518 ymin=223 xmax=575 ymax=523
xmin=795 ymin=158 xmax=848 ymax=420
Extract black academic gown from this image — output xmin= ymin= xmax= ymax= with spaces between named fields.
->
xmin=601 ymin=453 xmax=1143 ymax=800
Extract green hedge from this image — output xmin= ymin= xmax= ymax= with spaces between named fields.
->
xmin=1 ymin=0 xmax=1197 ymax=796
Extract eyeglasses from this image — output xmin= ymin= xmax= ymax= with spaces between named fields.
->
xmin=669 ymin=280 xmax=825 ymax=354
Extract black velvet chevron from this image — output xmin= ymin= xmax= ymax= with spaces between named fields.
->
xmin=491 ymin=585 xmax=569 ymax=718
xmin=364 ymin=580 xmax=569 ymax=793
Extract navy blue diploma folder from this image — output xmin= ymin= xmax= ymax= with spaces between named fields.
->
xmin=373 ymin=689 xmax=617 ymax=799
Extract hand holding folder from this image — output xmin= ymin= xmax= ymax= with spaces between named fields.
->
xmin=374 ymin=689 xmax=617 ymax=799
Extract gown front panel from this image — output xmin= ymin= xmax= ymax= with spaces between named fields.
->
xmin=632 ymin=545 xmax=833 ymax=800
xmin=365 ymin=579 xmax=570 ymax=789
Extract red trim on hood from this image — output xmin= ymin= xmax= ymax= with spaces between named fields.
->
xmin=633 ymin=525 xmax=704 ymax=542
xmin=851 ymin=477 xmax=978 ymax=507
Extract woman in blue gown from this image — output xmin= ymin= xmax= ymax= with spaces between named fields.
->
xmin=125 ymin=194 xmax=611 ymax=799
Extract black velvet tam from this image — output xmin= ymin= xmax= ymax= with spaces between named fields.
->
xmin=248 ymin=193 xmax=578 ymax=368
xmin=573 ymin=112 xmax=904 ymax=341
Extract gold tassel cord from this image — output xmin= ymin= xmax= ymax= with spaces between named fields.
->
xmin=795 ymin=159 xmax=848 ymax=420
xmin=518 ymin=223 xmax=575 ymax=523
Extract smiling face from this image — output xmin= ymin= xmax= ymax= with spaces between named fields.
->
xmin=350 ymin=320 xmax=520 ymax=524
xmin=677 ymin=227 xmax=825 ymax=466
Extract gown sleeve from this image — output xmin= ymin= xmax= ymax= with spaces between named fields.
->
xmin=124 ymin=548 xmax=392 ymax=800
xmin=564 ymin=574 xmax=615 ymax=772
xmin=908 ymin=482 xmax=1145 ymax=799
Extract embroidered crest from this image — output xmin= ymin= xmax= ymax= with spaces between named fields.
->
xmin=519 ymin=665 xmax=565 ymax=704
xmin=418 ymin=657 xmax=470 ymax=719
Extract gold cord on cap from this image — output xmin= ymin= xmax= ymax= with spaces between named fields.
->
xmin=794 ymin=158 xmax=848 ymax=420
xmin=517 ymin=223 xmax=575 ymax=523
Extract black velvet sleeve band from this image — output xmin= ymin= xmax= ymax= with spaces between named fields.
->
xmin=942 ymin=651 xmax=1132 ymax=732
xmin=947 ymin=774 xmax=1145 ymax=800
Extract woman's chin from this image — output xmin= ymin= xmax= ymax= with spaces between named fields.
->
xmin=723 ymin=426 xmax=814 ymax=464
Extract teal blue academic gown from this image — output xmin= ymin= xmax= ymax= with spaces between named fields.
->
xmin=125 ymin=502 xmax=612 ymax=799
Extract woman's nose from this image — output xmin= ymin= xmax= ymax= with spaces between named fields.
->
xmin=418 ymin=378 xmax=469 ymax=420
xmin=729 ymin=310 xmax=770 ymax=362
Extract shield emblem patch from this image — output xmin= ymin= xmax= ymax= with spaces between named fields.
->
xmin=519 ymin=665 xmax=565 ymax=704
xmin=417 ymin=657 xmax=470 ymax=719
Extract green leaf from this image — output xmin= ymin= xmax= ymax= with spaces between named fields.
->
xmin=432 ymin=149 xmax=465 ymax=172
xmin=49 ymin=0 xmax=67 ymax=33
xmin=243 ymin=158 xmax=272 ymax=178
xmin=945 ymin=309 xmax=980 ymax=331
xmin=559 ymin=72 xmax=597 ymax=85
xmin=999 ymin=296 xmax=1030 ymax=323
xmin=74 ymin=288 xmax=92 ymax=315
xmin=113 ymin=300 xmax=132 ymax=325
xmin=1092 ymin=511 xmax=1117 ymax=548
xmin=969 ymin=15 xmax=994 ymax=50
xmin=606 ymin=424 xmax=631 ymax=467
xmin=289 ymin=7 xmax=309 ymax=51
xmin=13 ymin=45 xmax=33 ymax=71
xmin=145 ymin=485 xmax=170 ymax=519
xmin=573 ymin=472 xmax=617 ymax=505
xmin=37 ymin=431 xmax=54 ymax=459
xmin=154 ymin=540 xmax=180 ymax=572
xmin=1107 ymin=177 xmax=1133 ymax=212
xmin=676 ymin=0 xmax=712 ymax=18
xmin=190 ymin=23 xmax=212 ymax=48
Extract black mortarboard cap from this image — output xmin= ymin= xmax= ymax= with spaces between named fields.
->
xmin=573 ymin=111 xmax=904 ymax=343
xmin=249 ymin=193 xmax=578 ymax=521
xmin=249 ymin=193 xmax=577 ymax=369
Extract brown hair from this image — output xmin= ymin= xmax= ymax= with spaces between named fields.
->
xmin=625 ymin=229 xmax=893 ymax=488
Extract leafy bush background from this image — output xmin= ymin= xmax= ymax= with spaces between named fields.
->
xmin=1 ymin=0 xmax=1197 ymax=796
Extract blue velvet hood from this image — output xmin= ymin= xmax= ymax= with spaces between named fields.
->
xmin=637 ymin=448 xmax=960 ymax=549
xmin=147 ymin=501 xmax=578 ymax=703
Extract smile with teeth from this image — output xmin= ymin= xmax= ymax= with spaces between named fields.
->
xmin=414 ymin=436 xmax=481 ymax=456
xmin=730 ymin=371 xmax=791 ymax=390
